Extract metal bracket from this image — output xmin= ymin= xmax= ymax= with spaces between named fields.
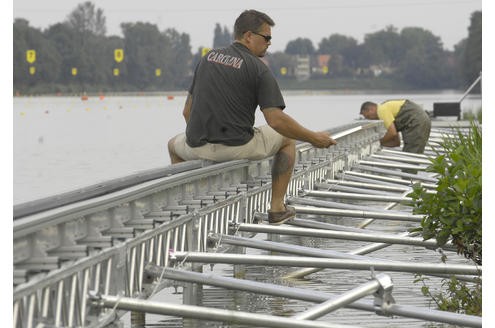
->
xmin=228 ymin=221 xmax=242 ymax=232
xmin=373 ymin=273 xmax=395 ymax=316
xmin=87 ymin=290 xmax=104 ymax=316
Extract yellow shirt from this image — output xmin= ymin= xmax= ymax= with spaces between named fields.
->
xmin=377 ymin=100 xmax=405 ymax=129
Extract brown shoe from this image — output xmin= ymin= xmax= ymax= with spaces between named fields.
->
xmin=268 ymin=205 xmax=296 ymax=225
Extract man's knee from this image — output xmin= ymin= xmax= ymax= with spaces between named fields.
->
xmin=167 ymin=137 xmax=175 ymax=151
xmin=279 ymin=137 xmax=295 ymax=151
xmin=273 ymin=137 xmax=295 ymax=171
xmin=168 ymin=136 xmax=185 ymax=163
xmin=167 ymin=137 xmax=178 ymax=157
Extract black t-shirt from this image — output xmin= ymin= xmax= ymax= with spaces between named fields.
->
xmin=186 ymin=42 xmax=285 ymax=147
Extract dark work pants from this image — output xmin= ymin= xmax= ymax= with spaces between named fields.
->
xmin=394 ymin=100 xmax=431 ymax=154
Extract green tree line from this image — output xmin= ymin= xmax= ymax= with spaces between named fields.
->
xmin=13 ymin=2 xmax=481 ymax=94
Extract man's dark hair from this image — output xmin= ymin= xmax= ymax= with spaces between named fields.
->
xmin=360 ymin=101 xmax=376 ymax=114
xmin=234 ymin=10 xmax=275 ymax=40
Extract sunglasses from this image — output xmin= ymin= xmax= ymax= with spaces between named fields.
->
xmin=251 ymin=31 xmax=272 ymax=42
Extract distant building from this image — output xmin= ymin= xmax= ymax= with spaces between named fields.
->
xmin=294 ymin=55 xmax=310 ymax=81
xmin=312 ymin=54 xmax=331 ymax=75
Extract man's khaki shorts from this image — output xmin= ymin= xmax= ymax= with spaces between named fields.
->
xmin=173 ymin=125 xmax=285 ymax=162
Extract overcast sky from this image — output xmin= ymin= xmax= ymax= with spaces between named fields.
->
xmin=13 ymin=0 xmax=482 ymax=52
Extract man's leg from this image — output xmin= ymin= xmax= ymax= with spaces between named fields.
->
xmin=402 ymin=116 xmax=431 ymax=154
xmin=270 ymin=137 xmax=295 ymax=212
xmin=168 ymin=136 xmax=185 ymax=164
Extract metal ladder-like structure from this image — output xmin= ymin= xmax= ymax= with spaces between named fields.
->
xmin=13 ymin=121 xmax=481 ymax=328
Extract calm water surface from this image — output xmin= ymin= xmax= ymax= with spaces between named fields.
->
xmin=13 ymin=91 xmax=481 ymax=204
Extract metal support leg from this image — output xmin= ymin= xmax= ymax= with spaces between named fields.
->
xmin=147 ymin=267 xmax=482 ymax=328
xmin=293 ymin=274 xmax=392 ymax=320
xmin=170 ymin=251 xmax=479 ymax=275
xmin=91 ymin=294 xmax=361 ymax=328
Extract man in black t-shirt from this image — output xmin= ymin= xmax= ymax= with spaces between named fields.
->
xmin=168 ymin=9 xmax=336 ymax=224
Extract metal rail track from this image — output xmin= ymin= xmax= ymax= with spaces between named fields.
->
xmin=13 ymin=122 xmax=375 ymax=280
xmin=13 ymin=121 xmax=480 ymax=328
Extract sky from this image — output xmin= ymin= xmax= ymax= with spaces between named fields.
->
xmin=13 ymin=0 xmax=483 ymax=52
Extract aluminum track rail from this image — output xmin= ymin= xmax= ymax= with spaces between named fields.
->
xmin=13 ymin=121 xmax=480 ymax=328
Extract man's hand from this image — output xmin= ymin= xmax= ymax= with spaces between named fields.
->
xmin=311 ymin=131 xmax=337 ymax=148
xmin=380 ymin=123 xmax=400 ymax=147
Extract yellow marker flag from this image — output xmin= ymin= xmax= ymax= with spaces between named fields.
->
xmin=71 ymin=67 xmax=78 ymax=76
xmin=29 ymin=66 xmax=36 ymax=75
xmin=26 ymin=50 xmax=36 ymax=64
xmin=114 ymin=49 xmax=124 ymax=63
xmin=322 ymin=66 xmax=329 ymax=74
xmin=201 ymin=47 xmax=211 ymax=57
xmin=113 ymin=68 xmax=120 ymax=76
xmin=280 ymin=67 xmax=287 ymax=76
xmin=155 ymin=68 xmax=162 ymax=77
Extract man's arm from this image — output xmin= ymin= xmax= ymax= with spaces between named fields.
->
xmin=380 ymin=123 xmax=401 ymax=147
xmin=182 ymin=93 xmax=192 ymax=123
xmin=262 ymin=107 xmax=336 ymax=148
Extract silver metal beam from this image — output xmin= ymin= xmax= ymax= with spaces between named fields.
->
xmin=208 ymin=233 xmax=379 ymax=261
xmin=236 ymin=223 xmax=450 ymax=249
xmin=170 ymin=252 xmax=479 ymax=275
xmin=316 ymin=183 xmax=399 ymax=196
xmin=370 ymin=154 xmax=431 ymax=165
xmin=324 ymin=179 xmax=410 ymax=193
xmin=297 ymin=125 xmax=365 ymax=154
xmin=287 ymin=218 xmax=392 ymax=234
xmin=340 ymin=171 xmax=438 ymax=189
xmin=293 ymin=274 xmax=390 ymax=320
xmin=353 ymin=164 xmax=437 ymax=183
xmin=300 ymin=190 xmax=413 ymax=203
xmin=379 ymin=149 xmax=429 ymax=159
xmin=355 ymin=189 xmax=414 ymax=229
xmin=288 ymin=188 xmax=416 ymax=279
xmin=358 ymin=160 xmax=427 ymax=171
xmin=337 ymin=171 xmax=417 ymax=188
xmin=13 ymin=159 xmax=250 ymax=239
xmin=458 ymin=73 xmax=482 ymax=102
xmin=210 ymin=232 xmax=478 ymax=283
xmin=284 ymin=230 xmax=478 ymax=283
xmin=92 ymin=294 xmax=359 ymax=328
xmin=291 ymin=205 xmax=422 ymax=222
xmin=287 ymin=197 xmax=399 ymax=213
xmin=151 ymin=267 xmax=482 ymax=328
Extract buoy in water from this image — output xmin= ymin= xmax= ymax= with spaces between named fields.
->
xmin=167 ymin=95 xmax=174 ymax=100
xmin=81 ymin=95 xmax=89 ymax=101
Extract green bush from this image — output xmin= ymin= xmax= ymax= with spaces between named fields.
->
xmin=409 ymin=121 xmax=482 ymax=316
xmin=462 ymin=108 xmax=482 ymax=123
xmin=415 ymin=274 xmax=482 ymax=316
xmin=408 ymin=121 xmax=482 ymax=265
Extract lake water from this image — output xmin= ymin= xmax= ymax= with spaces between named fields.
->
xmin=13 ymin=91 xmax=481 ymax=204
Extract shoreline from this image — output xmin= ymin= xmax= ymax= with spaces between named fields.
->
xmin=13 ymin=89 xmax=480 ymax=98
